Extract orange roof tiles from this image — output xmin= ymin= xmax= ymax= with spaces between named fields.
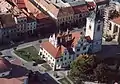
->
xmin=111 ymin=17 xmax=120 ymax=25
xmin=35 ymin=0 xmax=95 ymax=17
xmin=24 ymin=0 xmax=41 ymax=14
xmin=58 ymin=7 xmax=74 ymax=17
xmin=72 ymin=31 xmax=81 ymax=47
xmin=73 ymin=5 xmax=89 ymax=14
xmin=41 ymin=41 xmax=66 ymax=59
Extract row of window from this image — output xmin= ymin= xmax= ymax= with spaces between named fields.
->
xmin=58 ymin=13 xmax=86 ymax=22
xmin=18 ymin=19 xmax=27 ymax=23
xmin=57 ymin=56 xmax=72 ymax=62
xmin=76 ymin=46 xmax=86 ymax=52
xmin=3 ymin=25 xmax=36 ymax=36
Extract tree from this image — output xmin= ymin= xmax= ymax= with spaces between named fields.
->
xmin=70 ymin=54 xmax=95 ymax=80
xmin=94 ymin=63 xmax=109 ymax=83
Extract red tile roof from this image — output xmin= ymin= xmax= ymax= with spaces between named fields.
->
xmin=35 ymin=0 xmax=95 ymax=17
xmin=72 ymin=31 xmax=81 ymax=47
xmin=40 ymin=31 xmax=81 ymax=59
xmin=111 ymin=17 xmax=120 ymax=25
xmin=12 ymin=0 xmax=26 ymax=9
xmin=24 ymin=0 xmax=40 ymax=14
xmin=73 ymin=5 xmax=89 ymax=14
xmin=0 ymin=78 xmax=23 ymax=84
xmin=17 ymin=3 xmax=26 ymax=9
xmin=41 ymin=41 xmax=65 ymax=59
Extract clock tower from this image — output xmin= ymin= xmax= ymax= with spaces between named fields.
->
xmin=85 ymin=7 xmax=103 ymax=53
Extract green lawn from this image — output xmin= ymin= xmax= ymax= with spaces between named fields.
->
xmin=59 ymin=78 xmax=71 ymax=84
xmin=14 ymin=46 xmax=40 ymax=61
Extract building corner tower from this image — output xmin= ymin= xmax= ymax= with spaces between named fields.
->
xmin=85 ymin=7 xmax=104 ymax=53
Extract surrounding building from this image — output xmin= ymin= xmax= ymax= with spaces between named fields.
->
xmin=32 ymin=0 xmax=96 ymax=29
xmin=24 ymin=0 xmax=57 ymax=35
xmin=107 ymin=17 xmax=120 ymax=44
xmin=0 ymin=0 xmax=13 ymax=13
xmin=0 ymin=57 xmax=12 ymax=77
xmin=0 ymin=0 xmax=38 ymax=44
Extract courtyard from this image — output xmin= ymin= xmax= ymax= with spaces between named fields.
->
xmin=14 ymin=46 xmax=41 ymax=61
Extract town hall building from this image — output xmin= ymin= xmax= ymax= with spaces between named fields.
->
xmin=38 ymin=5 xmax=103 ymax=71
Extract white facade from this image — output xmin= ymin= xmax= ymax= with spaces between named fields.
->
xmin=107 ymin=20 xmax=120 ymax=43
xmin=38 ymin=47 xmax=56 ymax=70
xmin=85 ymin=10 xmax=103 ymax=53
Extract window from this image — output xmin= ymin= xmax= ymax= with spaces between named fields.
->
xmin=83 ymin=46 xmax=86 ymax=50
xmin=64 ymin=57 xmax=66 ymax=60
xmin=77 ymin=49 xmax=80 ymax=52
xmin=69 ymin=56 xmax=71 ymax=59
xmin=57 ymin=59 xmax=59 ymax=62
xmin=109 ymin=23 xmax=112 ymax=30
xmin=64 ymin=52 xmax=67 ymax=55
xmin=79 ymin=14 xmax=82 ymax=17
xmin=40 ymin=52 xmax=42 ymax=55
xmin=89 ymin=25 xmax=91 ymax=30
xmin=113 ymin=25 xmax=118 ymax=33
xmin=60 ymin=58 xmax=63 ymax=61
xmin=97 ymin=25 xmax=100 ymax=31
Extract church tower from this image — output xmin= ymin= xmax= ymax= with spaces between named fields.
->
xmin=85 ymin=7 xmax=103 ymax=53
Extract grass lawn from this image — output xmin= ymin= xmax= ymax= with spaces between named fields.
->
xmin=14 ymin=46 xmax=41 ymax=61
xmin=59 ymin=78 xmax=71 ymax=84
